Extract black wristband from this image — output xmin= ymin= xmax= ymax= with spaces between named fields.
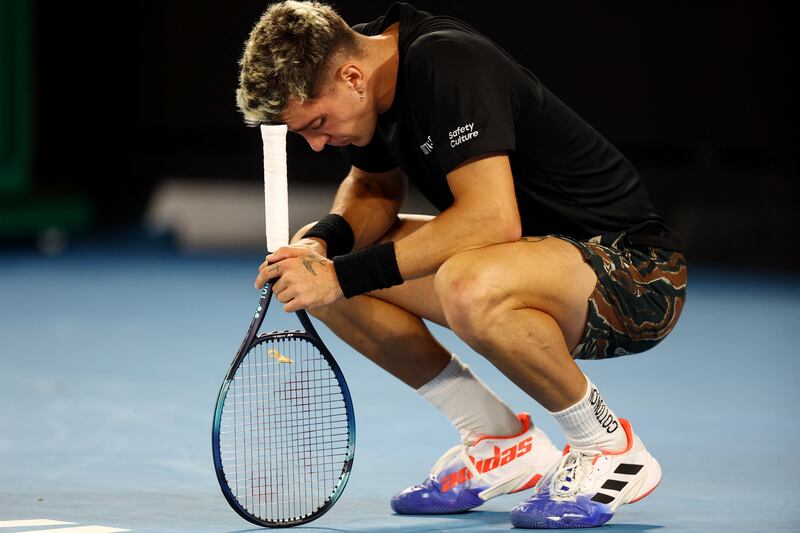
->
xmin=302 ymin=213 xmax=355 ymax=258
xmin=333 ymin=241 xmax=404 ymax=298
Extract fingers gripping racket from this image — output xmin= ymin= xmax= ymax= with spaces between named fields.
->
xmin=212 ymin=125 xmax=355 ymax=527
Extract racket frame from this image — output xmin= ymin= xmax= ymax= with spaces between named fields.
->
xmin=212 ymin=280 xmax=356 ymax=527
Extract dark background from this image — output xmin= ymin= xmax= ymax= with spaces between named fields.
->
xmin=27 ymin=1 xmax=799 ymax=270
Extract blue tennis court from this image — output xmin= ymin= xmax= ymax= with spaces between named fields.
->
xmin=1 ymin=242 xmax=798 ymax=532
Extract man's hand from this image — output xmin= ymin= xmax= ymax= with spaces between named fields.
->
xmin=255 ymin=247 xmax=343 ymax=312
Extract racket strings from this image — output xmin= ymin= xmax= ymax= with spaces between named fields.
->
xmin=219 ymin=336 xmax=351 ymax=522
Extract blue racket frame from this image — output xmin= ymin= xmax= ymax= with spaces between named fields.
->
xmin=212 ymin=283 xmax=356 ymax=527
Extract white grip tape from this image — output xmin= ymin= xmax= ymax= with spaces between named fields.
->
xmin=261 ymin=124 xmax=289 ymax=252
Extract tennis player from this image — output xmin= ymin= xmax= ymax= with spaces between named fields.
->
xmin=238 ymin=2 xmax=687 ymax=528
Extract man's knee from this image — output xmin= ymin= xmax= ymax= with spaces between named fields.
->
xmin=434 ymin=253 xmax=507 ymax=340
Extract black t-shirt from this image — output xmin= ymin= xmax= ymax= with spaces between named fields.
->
xmin=343 ymin=2 xmax=682 ymax=251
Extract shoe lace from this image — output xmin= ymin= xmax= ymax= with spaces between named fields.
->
xmin=549 ymin=451 xmax=593 ymax=499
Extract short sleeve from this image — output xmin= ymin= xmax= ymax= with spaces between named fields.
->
xmin=405 ymin=31 xmax=518 ymax=174
xmin=339 ymin=135 xmax=397 ymax=173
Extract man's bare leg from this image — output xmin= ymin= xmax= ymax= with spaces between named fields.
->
xmin=308 ymin=282 xmax=450 ymax=388
xmin=294 ymin=215 xmax=450 ymax=388
xmin=433 ymin=237 xmax=596 ymax=411
xmin=433 ymin=237 xmax=629 ymax=458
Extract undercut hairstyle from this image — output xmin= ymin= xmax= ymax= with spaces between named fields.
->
xmin=236 ymin=1 xmax=358 ymax=125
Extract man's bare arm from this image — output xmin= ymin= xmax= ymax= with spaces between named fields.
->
xmin=330 ymin=166 xmax=407 ymax=250
xmin=394 ymin=152 xmax=521 ymax=280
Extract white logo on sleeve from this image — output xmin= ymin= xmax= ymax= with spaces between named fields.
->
xmin=420 ymin=135 xmax=434 ymax=155
xmin=449 ymin=122 xmax=479 ymax=147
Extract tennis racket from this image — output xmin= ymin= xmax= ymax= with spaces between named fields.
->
xmin=212 ymin=124 xmax=355 ymax=527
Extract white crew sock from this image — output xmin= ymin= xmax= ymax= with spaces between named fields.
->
xmin=550 ymin=376 xmax=627 ymax=453
xmin=417 ymin=353 xmax=522 ymax=442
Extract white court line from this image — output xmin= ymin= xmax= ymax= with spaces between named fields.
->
xmin=19 ymin=526 xmax=130 ymax=533
xmin=0 ymin=520 xmax=75 ymax=528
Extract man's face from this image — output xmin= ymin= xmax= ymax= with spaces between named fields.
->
xmin=280 ymin=76 xmax=377 ymax=152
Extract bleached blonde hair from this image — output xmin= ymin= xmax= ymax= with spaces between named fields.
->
xmin=236 ymin=1 xmax=358 ymax=125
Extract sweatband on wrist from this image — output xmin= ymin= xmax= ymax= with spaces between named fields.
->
xmin=333 ymin=241 xmax=404 ymax=298
xmin=302 ymin=213 xmax=355 ymax=258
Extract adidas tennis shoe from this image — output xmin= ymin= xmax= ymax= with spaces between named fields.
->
xmin=391 ymin=413 xmax=561 ymax=514
xmin=510 ymin=419 xmax=661 ymax=528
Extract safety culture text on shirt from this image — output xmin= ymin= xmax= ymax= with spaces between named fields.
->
xmin=419 ymin=122 xmax=480 ymax=155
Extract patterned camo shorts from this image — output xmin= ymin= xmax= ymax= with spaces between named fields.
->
xmin=555 ymin=233 xmax=687 ymax=360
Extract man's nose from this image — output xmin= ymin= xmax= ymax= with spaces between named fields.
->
xmin=303 ymin=132 xmax=329 ymax=152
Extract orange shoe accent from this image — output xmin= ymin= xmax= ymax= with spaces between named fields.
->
xmin=564 ymin=418 xmax=633 ymax=465
xmin=441 ymin=467 xmax=472 ymax=493
xmin=512 ymin=473 xmax=542 ymax=493
xmin=600 ymin=419 xmax=634 ymax=455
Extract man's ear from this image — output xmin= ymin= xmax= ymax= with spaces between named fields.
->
xmin=340 ymin=64 xmax=365 ymax=94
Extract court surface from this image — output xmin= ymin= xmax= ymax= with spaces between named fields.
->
xmin=1 ymin=242 xmax=798 ymax=532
